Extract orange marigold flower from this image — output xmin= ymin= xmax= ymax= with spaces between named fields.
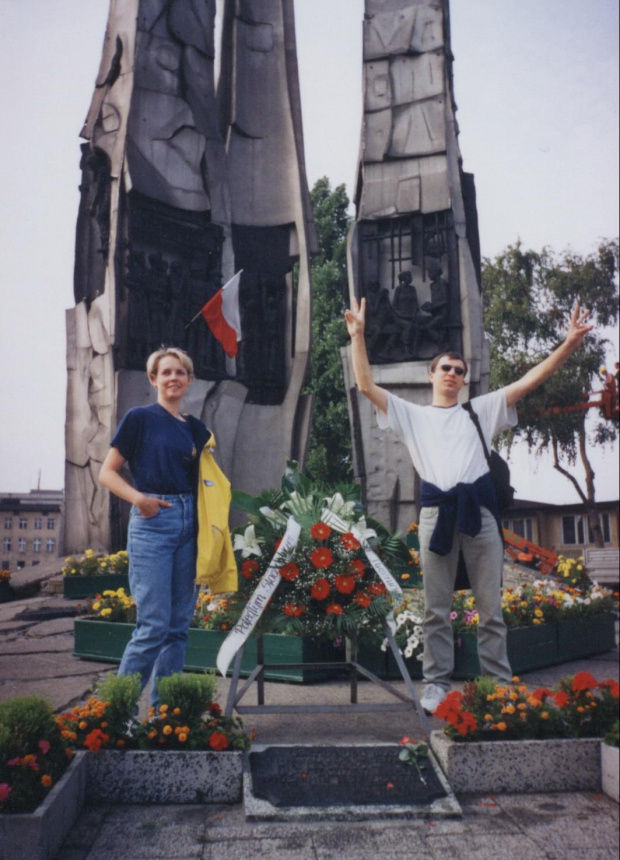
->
xmin=310 ymin=522 xmax=332 ymax=541
xmin=241 ymin=560 xmax=260 ymax=580
xmin=496 ymin=722 xmax=508 ymax=732
xmin=326 ymin=602 xmax=344 ymax=616
xmin=572 ymin=672 xmax=598 ymax=692
xmin=208 ymin=731 xmax=229 ymax=751
xmin=163 ymin=725 xmax=173 ymax=736
xmin=340 ymin=532 xmax=361 ymax=551
xmin=279 ymin=562 xmax=300 ymax=582
xmin=311 ymin=548 xmax=333 ymax=569
xmin=41 ymin=775 xmax=53 ymax=789
xmin=310 ymin=578 xmax=330 ymax=600
xmin=83 ymin=729 xmax=109 ymax=751
xmin=335 ymin=574 xmax=356 ymax=594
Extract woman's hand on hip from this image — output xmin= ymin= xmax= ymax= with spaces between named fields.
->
xmin=136 ymin=496 xmax=172 ymax=518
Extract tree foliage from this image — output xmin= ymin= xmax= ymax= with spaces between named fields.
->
xmin=482 ymin=239 xmax=619 ymax=541
xmin=304 ymin=178 xmax=353 ymax=484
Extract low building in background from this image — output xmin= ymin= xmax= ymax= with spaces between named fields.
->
xmin=503 ymin=498 xmax=619 ymax=558
xmin=0 ymin=490 xmax=64 ymax=571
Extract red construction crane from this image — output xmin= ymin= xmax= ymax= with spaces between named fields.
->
xmin=503 ymin=529 xmax=558 ymax=576
xmin=543 ymin=376 xmax=618 ymax=421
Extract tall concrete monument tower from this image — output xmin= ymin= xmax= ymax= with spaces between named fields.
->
xmin=65 ymin=0 xmax=316 ymax=553
xmin=342 ymin=0 xmax=487 ymax=534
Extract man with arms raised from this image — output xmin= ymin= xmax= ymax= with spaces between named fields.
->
xmin=345 ymin=297 xmax=593 ymax=713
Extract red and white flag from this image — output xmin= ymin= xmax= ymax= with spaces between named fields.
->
xmin=200 ymin=271 xmax=243 ymax=358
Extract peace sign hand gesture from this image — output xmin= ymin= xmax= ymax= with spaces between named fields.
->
xmin=344 ymin=296 xmax=366 ymax=339
xmin=565 ymin=304 xmax=594 ymax=349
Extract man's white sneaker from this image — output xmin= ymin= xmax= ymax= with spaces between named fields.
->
xmin=420 ymin=684 xmax=447 ymax=714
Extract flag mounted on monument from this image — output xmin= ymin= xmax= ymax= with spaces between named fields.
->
xmin=199 ymin=270 xmax=243 ymax=358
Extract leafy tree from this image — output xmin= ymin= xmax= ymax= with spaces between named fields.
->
xmin=482 ymin=239 xmax=619 ymax=545
xmin=304 ymin=178 xmax=353 ymax=484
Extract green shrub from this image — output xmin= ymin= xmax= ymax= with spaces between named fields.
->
xmin=155 ymin=672 xmax=218 ymax=724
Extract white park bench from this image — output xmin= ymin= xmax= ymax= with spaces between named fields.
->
xmin=584 ymin=547 xmax=620 ymax=586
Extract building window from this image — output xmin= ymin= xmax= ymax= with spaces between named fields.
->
xmin=47 ymin=519 xmax=55 ymax=530
xmin=46 ymin=539 xmax=56 ymax=553
xmin=34 ymin=518 xmax=42 ymax=530
xmin=18 ymin=538 xmax=27 ymax=553
xmin=587 ymin=513 xmax=612 ymax=545
xmin=562 ymin=515 xmax=586 ymax=546
xmin=33 ymin=538 xmax=42 ymax=553
xmin=4 ymin=518 xmax=11 ymax=529
xmin=17 ymin=561 xmax=25 ymax=570
xmin=1 ymin=561 xmax=9 ymax=570
xmin=503 ymin=518 xmax=533 ymax=542
xmin=2 ymin=539 xmax=10 ymax=553
xmin=19 ymin=517 xmax=28 ymax=530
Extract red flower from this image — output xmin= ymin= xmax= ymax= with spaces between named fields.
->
xmin=353 ymin=592 xmax=372 ymax=607
xmin=310 ymin=522 xmax=332 ymax=541
xmin=0 ymin=784 xmax=12 ymax=804
xmin=208 ymin=732 xmax=229 ymax=751
xmin=241 ymin=560 xmax=260 ymax=580
xmin=532 ymin=687 xmax=552 ymax=702
xmin=311 ymin=548 xmax=333 ymax=569
xmin=368 ymin=582 xmax=387 ymax=596
xmin=598 ymin=679 xmax=620 ymax=697
xmin=38 ymin=740 xmax=50 ymax=755
xmin=335 ymin=575 xmax=356 ymax=594
xmin=340 ymin=532 xmax=361 ymax=551
xmin=283 ymin=603 xmax=306 ymax=617
xmin=310 ymin=578 xmax=330 ymax=600
xmin=84 ymin=729 xmax=109 ymax=751
xmin=554 ymin=691 xmax=570 ymax=707
xmin=347 ymin=560 xmax=366 ymax=578
xmin=279 ymin=562 xmax=300 ymax=582
xmin=208 ymin=702 xmax=222 ymax=715
xmin=572 ymin=672 xmax=598 ymax=692
xmin=274 ymin=539 xmax=283 ymax=550
xmin=326 ymin=603 xmax=343 ymax=616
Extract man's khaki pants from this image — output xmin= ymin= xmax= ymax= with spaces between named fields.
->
xmin=418 ymin=505 xmax=513 ymax=690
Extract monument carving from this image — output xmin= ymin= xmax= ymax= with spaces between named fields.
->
xmin=65 ymin=0 xmax=316 ymax=552
xmin=342 ymin=0 xmax=488 ymax=533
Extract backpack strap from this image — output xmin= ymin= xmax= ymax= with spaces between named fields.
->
xmin=463 ymin=401 xmax=491 ymax=464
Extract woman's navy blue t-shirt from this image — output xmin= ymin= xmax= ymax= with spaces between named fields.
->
xmin=111 ymin=403 xmax=210 ymax=494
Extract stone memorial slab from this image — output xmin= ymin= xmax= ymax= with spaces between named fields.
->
xmin=244 ymin=744 xmax=461 ymax=822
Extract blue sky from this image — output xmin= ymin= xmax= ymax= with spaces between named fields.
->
xmin=0 ymin=0 xmax=618 ymax=504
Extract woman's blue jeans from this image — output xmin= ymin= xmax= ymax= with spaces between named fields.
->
xmin=119 ymin=493 xmax=197 ymax=705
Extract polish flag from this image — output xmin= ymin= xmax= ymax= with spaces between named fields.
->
xmin=201 ymin=271 xmax=243 ymax=358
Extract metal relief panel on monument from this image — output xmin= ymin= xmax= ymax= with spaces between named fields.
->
xmin=366 ymin=420 xmax=415 ymax=503
xmin=389 ymin=98 xmax=446 ymax=158
xmin=390 ymin=53 xmax=445 ymax=105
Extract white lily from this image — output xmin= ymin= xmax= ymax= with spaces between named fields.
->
xmin=353 ymin=516 xmax=377 ymax=542
xmin=258 ymin=506 xmax=289 ymax=528
xmin=233 ymin=525 xmax=263 ymax=558
xmin=282 ymin=491 xmax=316 ymax=519
xmin=323 ymin=492 xmax=357 ymax=521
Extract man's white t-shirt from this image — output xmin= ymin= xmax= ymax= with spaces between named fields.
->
xmin=377 ymin=389 xmax=518 ymax=492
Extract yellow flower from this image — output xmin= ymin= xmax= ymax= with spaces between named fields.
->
xmin=100 ymin=608 xmax=112 ymax=617
xmin=92 ymin=602 xmax=100 ymax=611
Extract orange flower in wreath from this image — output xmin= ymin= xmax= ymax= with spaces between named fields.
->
xmin=283 ymin=603 xmax=306 ymax=617
xmin=368 ymin=582 xmax=387 ymax=596
xmin=326 ymin=603 xmax=344 ymax=616
xmin=340 ymin=532 xmax=361 ymax=551
xmin=279 ymin=562 xmax=300 ymax=582
xmin=310 ymin=522 xmax=332 ymax=541
xmin=241 ymin=560 xmax=260 ymax=580
xmin=310 ymin=578 xmax=330 ymax=600
xmin=311 ymin=547 xmax=333 ymax=569
xmin=335 ymin=574 xmax=356 ymax=594
xmin=347 ymin=559 xmax=366 ymax=578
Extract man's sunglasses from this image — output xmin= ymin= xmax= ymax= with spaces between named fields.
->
xmin=439 ymin=364 xmax=465 ymax=376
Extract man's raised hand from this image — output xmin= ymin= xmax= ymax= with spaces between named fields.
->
xmin=566 ymin=304 xmax=594 ymax=349
xmin=345 ymin=296 xmax=366 ymax=339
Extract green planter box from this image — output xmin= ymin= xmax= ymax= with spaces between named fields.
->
xmin=557 ymin=613 xmax=616 ymax=662
xmin=73 ymin=620 xmax=345 ymax=683
xmin=63 ymin=574 xmax=130 ymax=599
xmin=507 ymin=623 xmax=559 ymax=673
xmin=453 ymin=632 xmax=480 ymax=679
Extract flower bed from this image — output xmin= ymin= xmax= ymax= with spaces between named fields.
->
xmin=62 ymin=550 xmax=130 ymax=599
xmin=0 ymin=753 xmax=87 ymax=860
xmin=429 ymin=673 xmax=619 ymax=793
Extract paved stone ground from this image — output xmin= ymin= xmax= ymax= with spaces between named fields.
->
xmin=0 ymin=582 xmax=618 ymax=860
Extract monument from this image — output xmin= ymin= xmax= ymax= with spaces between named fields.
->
xmin=342 ymin=0 xmax=487 ymax=534
xmin=65 ymin=0 xmax=317 ymax=552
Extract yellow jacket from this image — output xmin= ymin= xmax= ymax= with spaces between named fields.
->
xmin=195 ymin=434 xmax=238 ymax=593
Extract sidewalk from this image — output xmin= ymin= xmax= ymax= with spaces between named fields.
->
xmin=1 ymin=590 xmax=618 ymax=860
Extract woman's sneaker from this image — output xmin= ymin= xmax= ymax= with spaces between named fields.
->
xmin=420 ymin=684 xmax=447 ymax=714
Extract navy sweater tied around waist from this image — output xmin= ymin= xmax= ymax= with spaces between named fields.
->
xmin=420 ymin=472 xmax=500 ymax=556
